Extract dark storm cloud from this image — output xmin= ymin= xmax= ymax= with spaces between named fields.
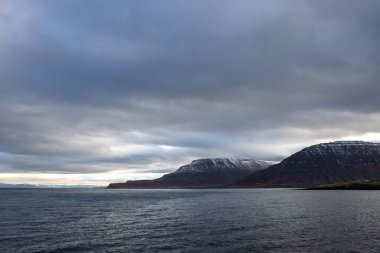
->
xmin=0 ymin=0 xmax=380 ymax=176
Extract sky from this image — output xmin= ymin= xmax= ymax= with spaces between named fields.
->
xmin=1 ymin=0 xmax=380 ymax=186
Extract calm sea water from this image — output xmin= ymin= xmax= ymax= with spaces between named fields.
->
xmin=1 ymin=188 xmax=380 ymax=253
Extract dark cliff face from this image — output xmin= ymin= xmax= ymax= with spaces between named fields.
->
xmin=235 ymin=141 xmax=380 ymax=187
xmin=108 ymin=158 xmax=276 ymax=188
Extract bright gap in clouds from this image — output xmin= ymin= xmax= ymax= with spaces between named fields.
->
xmin=0 ymin=172 xmax=168 ymax=186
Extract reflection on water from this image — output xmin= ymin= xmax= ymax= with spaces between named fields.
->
xmin=0 ymin=188 xmax=379 ymax=253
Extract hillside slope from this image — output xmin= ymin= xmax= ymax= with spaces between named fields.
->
xmin=235 ymin=141 xmax=380 ymax=187
xmin=108 ymin=158 xmax=277 ymax=188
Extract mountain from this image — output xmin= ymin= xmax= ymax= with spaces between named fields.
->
xmin=0 ymin=183 xmax=97 ymax=188
xmin=234 ymin=141 xmax=380 ymax=188
xmin=0 ymin=183 xmax=39 ymax=188
xmin=108 ymin=158 xmax=277 ymax=188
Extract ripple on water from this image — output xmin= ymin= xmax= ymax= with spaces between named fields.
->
xmin=0 ymin=189 xmax=380 ymax=253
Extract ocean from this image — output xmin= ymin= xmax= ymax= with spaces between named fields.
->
xmin=1 ymin=188 xmax=379 ymax=253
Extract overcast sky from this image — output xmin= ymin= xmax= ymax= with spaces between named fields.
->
xmin=1 ymin=0 xmax=380 ymax=185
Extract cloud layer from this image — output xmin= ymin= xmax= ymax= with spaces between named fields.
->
xmin=1 ymin=0 xmax=380 ymax=184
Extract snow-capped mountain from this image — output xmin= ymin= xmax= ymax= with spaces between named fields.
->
xmin=174 ymin=158 xmax=277 ymax=174
xmin=108 ymin=141 xmax=380 ymax=189
xmin=108 ymin=158 xmax=278 ymax=188
xmin=236 ymin=141 xmax=380 ymax=187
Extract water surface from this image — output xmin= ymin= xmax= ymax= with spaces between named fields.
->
xmin=1 ymin=188 xmax=379 ymax=253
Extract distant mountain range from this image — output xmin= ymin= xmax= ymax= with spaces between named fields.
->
xmin=108 ymin=141 xmax=380 ymax=189
xmin=108 ymin=158 xmax=277 ymax=188
xmin=0 ymin=183 xmax=95 ymax=188
xmin=0 ymin=183 xmax=40 ymax=188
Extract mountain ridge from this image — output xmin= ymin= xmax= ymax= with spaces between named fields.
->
xmin=108 ymin=158 xmax=277 ymax=188
xmin=108 ymin=141 xmax=380 ymax=189
xmin=234 ymin=141 xmax=380 ymax=187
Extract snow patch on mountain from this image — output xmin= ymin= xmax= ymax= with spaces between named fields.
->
xmin=174 ymin=158 xmax=278 ymax=174
xmin=297 ymin=141 xmax=380 ymax=159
